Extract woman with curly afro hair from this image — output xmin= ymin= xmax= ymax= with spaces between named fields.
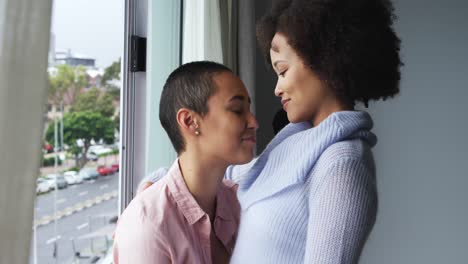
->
xmin=227 ymin=0 xmax=401 ymax=263
xmin=142 ymin=0 xmax=402 ymax=263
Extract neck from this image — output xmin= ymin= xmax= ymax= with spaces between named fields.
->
xmin=178 ymin=151 xmax=227 ymax=220
xmin=312 ymin=99 xmax=354 ymax=127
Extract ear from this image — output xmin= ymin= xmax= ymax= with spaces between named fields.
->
xmin=176 ymin=108 xmax=199 ymax=135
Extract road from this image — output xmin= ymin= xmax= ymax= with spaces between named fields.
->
xmin=30 ymin=173 xmax=119 ymax=264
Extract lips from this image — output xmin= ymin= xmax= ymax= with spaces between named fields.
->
xmin=281 ymin=99 xmax=291 ymax=110
xmin=241 ymin=136 xmax=256 ymax=143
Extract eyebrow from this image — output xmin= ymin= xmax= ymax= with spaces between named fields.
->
xmin=273 ymin=60 xmax=287 ymax=70
xmin=271 ymin=43 xmax=279 ymax=52
xmin=229 ymin=95 xmax=251 ymax=104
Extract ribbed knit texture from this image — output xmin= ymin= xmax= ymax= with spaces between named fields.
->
xmin=225 ymin=111 xmax=378 ymax=264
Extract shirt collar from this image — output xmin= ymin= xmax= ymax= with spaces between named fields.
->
xmin=166 ymin=160 xmax=238 ymax=225
xmin=166 ymin=160 xmax=206 ymax=225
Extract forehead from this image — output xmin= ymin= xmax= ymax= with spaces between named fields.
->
xmin=270 ymin=33 xmax=292 ymax=55
xmin=211 ymin=71 xmax=249 ymax=100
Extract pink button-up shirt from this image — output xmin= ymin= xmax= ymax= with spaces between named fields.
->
xmin=113 ymin=160 xmax=240 ymax=264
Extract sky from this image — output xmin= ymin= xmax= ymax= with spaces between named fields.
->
xmin=51 ymin=0 xmax=124 ymax=68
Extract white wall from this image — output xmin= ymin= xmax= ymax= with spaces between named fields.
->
xmin=361 ymin=0 xmax=468 ymax=263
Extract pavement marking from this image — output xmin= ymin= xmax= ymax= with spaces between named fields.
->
xmin=34 ymin=189 xmax=118 ymax=228
xmin=46 ymin=235 xmax=61 ymax=245
xmin=89 ymin=180 xmax=96 ymax=184
xmin=99 ymin=184 xmax=108 ymax=190
xmin=77 ymin=222 xmax=89 ymax=230
xmin=79 ymin=191 xmax=88 ymax=196
xmin=57 ymin=198 xmax=66 ymax=204
xmin=71 ymin=185 xmax=78 ymax=189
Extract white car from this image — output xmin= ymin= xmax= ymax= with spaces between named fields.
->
xmin=88 ymin=145 xmax=113 ymax=156
xmin=36 ymin=178 xmax=51 ymax=194
xmin=64 ymin=171 xmax=83 ymax=185
xmin=45 ymin=174 xmax=68 ymax=189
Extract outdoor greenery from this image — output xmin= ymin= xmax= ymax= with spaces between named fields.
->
xmin=70 ymin=88 xmax=115 ymax=118
xmin=42 ymin=156 xmax=63 ymax=167
xmin=98 ymin=148 xmax=119 ymax=158
xmin=45 ymin=111 xmax=115 ymax=168
xmin=101 ymin=58 xmax=121 ymax=87
xmin=48 ymin=64 xmax=88 ymax=107
xmin=44 ymin=60 xmax=121 ymax=169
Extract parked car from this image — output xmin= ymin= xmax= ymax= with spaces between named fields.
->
xmin=45 ymin=174 xmax=68 ymax=189
xmin=64 ymin=170 xmax=83 ymax=184
xmin=88 ymin=145 xmax=113 ymax=156
xmin=43 ymin=143 xmax=53 ymax=153
xmin=86 ymin=151 xmax=99 ymax=161
xmin=79 ymin=167 xmax=99 ymax=180
xmin=63 ymin=171 xmax=77 ymax=185
xmin=111 ymin=163 xmax=119 ymax=172
xmin=36 ymin=178 xmax=51 ymax=194
xmin=97 ymin=165 xmax=117 ymax=176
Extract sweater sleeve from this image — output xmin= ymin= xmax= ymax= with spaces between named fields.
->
xmin=304 ymin=158 xmax=378 ymax=264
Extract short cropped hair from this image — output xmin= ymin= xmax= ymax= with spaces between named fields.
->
xmin=256 ymin=0 xmax=403 ymax=106
xmin=159 ymin=61 xmax=232 ymax=154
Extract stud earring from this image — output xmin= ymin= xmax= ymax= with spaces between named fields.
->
xmin=194 ymin=123 xmax=200 ymax=136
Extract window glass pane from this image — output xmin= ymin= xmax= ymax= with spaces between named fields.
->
xmin=30 ymin=0 xmax=123 ymax=263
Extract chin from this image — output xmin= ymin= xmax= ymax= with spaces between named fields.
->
xmin=287 ymin=111 xmax=312 ymax=124
xmin=286 ymin=112 xmax=301 ymax=123
xmin=233 ymin=152 xmax=254 ymax=165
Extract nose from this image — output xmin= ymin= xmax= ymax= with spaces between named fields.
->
xmin=247 ymin=112 xmax=259 ymax=131
xmin=274 ymin=80 xmax=283 ymax=97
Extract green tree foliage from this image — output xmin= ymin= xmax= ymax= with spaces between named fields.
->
xmin=101 ymin=58 xmax=121 ymax=87
xmin=46 ymin=111 xmax=115 ymax=168
xmin=107 ymin=87 xmax=120 ymax=101
xmin=114 ymin=113 xmax=120 ymax=132
xmin=70 ymin=88 xmax=115 ymax=118
xmin=48 ymin=64 xmax=88 ymax=107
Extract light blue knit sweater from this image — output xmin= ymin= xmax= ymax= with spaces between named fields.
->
xmin=145 ymin=111 xmax=378 ymax=263
xmin=225 ymin=110 xmax=377 ymax=264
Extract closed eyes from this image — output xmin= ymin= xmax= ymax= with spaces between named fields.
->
xmin=278 ymin=69 xmax=287 ymax=77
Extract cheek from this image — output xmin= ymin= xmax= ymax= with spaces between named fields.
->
xmin=207 ymin=118 xmax=242 ymax=143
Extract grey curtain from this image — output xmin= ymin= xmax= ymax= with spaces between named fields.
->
xmin=218 ymin=0 xmax=256 ymax=113
xmin=237 ymin=0 xmax=256 ymax=114
xmin=0 ymin=0 xmax=53 ymax=263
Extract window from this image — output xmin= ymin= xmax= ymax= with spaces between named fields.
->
xmin=30 ymin=0 xmax=123 ymax=263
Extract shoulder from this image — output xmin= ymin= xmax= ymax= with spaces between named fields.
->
xmin=317 ymin=139 xmax=375 ymax=171
xmin=116 ymin=176 xmax=174 ymax=237
xmin=310 ymin=139 xmax=377 ymax=190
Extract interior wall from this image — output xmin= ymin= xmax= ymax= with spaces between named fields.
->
xmin=361 ymin=0 xmax=468 ymax=263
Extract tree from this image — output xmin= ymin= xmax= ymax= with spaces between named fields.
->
xmin=70 ymin=88 xmax=116 ymax=118
xmin=114 ymin=113 xmax=120 ymax=132
xmin=107 ymin=87 xmax=120 ymax=101
xmin=45 ymin=111 xmax=115 ymax=168
xmin=101 ymin=58 xmax=121 ymax=87
xmin=48 ymin=64 xmax=88 ymax=107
